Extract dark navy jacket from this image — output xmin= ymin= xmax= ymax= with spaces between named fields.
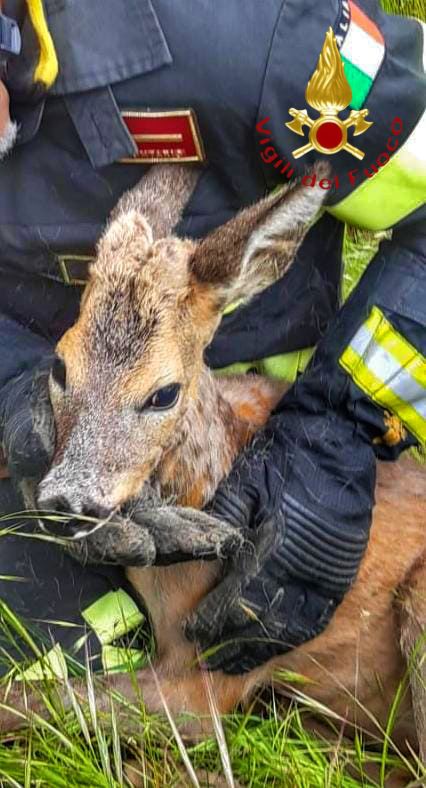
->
xmin=0 ymin=0 xmax=424 ymax=437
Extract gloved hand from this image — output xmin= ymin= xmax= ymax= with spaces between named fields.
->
xmin=185 ymin=406 xmax=376 ymax=674
xmin=1 ymin=360 xmax=55 ymax=482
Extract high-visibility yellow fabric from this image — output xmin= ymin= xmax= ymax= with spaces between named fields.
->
xmin=26 ymin=0 xmax=58 ymax=87
xmin=101 ymin=645 xmax=146 ymax=673
xmin=82 ymin=589 xmax=144 ymax=646
xmin=364 ymin=307 xmax=426 ymax=390
xmin=340 ymin=306 xmax=426 ymax=443
xmin=215 ymin=347 xmax=314 ymax=383
xmin=15 ymin=643 xmax=68 ymax=681
xmin=328 ymin=109 xmax=426 ymax=230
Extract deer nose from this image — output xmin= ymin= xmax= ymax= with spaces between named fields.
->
xmin=36 ymin=494 xmax=113 ymax=539
xmin=37 ymin=494 xmax=72 ymax=514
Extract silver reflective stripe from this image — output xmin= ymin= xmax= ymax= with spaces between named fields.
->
xmin=349 ymin=323 xmax=426 ymax=420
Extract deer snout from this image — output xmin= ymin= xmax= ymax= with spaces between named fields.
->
xmin=37 ymin=492 xmax=111 ymax=521
xmin=37 ymin=479 xmax=116 ymax=539
xmin=37 ymin=471 xmax=116 ymax=520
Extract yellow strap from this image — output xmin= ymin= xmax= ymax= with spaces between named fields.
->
xmin=26 ymin=0 xmax=58 ymax=87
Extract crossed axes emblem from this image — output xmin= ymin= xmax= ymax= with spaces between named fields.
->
xmin=285 ymin=28 xmax=373 ymax=161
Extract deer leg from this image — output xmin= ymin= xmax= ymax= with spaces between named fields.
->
xmin=63 ymin=516 xmax=157 ymax=566
xmin=0 ymin=664 xmax=251 ymax=739
xmin=396 ymin=550 xmax=426 ymax=763
xmin=64 ymin=507 xmax=243 ymax=567
xmin=92 ymin=664 xmax=253 ymax=738
xmin=0 ymin=669 xmax=146 ymax=736
xmin=111 ymin=664 xmax=252 ymax=737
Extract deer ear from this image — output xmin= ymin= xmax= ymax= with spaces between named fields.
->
xmin=93 ymin=164 xmax=201 ymax=278
xmin=110 ymin=164 xmax=201 ymax=239
xmin=189 ymin=163 xmax=330 ymax=309
xmin=93 ymin=210 xmax=154 ymax=279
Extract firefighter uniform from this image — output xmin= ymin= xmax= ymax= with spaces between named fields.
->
xmin=0 ymin=0 xmax=424 ymax=676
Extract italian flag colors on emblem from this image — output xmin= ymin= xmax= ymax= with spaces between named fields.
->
xmin=339 ymin=1 xmax=385 ymax=109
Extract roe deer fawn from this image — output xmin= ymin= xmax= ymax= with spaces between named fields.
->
xmin=3 ymin=165 xmax=425 ymax=761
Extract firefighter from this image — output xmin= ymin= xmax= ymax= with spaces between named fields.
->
xmin=0 ymin=0 xmax=424 ymax=676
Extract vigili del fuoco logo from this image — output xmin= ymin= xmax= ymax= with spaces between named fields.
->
xmin=285 ymin=27 xmax=372 ymax=160
xmin=256 ymin=24 xmax=404 ymax=192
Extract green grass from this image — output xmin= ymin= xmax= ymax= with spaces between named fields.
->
xmin=0 ymin=1 xmax=424 ymax=785
xmin=0 ymin=601 xmax=424 ymax=788
xmin=381 ymin=0 xmax=425 ymax=16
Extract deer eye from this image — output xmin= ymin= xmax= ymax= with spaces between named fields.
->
xmin=144 ymin=384 xmax=181 ymax=412
xmin=51 ymin=356 xmax=67 ymax=391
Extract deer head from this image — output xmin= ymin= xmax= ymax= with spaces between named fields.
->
xmin=38 ymin=163 xmax=329 ymax=517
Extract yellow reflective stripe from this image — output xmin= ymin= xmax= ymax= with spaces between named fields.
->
xmin=364 ymin=308 xmax=426 ymax=390
xmin=82 ymin=590 xmax=144 ymax=646
xmin=341 ymin=345 xmax=425 ymax=441
xmin=15 ymin=643 xmax=68 ymax=682
xmin=102 ymin=645 xmax=146 ymax=674
xmin=328 ymin=109 xmax=426 ymax=230
xmin=27 ymin=0 xmax=59 ymax=87
xmin=361 ymin=302 xmax=382 ymax=334
xmin=340 ymin=308 xmax=426 ymax=443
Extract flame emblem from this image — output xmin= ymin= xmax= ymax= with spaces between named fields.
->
xmin=285 ymin=28 xmax=373 ymax=160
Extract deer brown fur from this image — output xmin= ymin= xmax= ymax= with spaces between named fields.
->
xmin=3 ymin=166 xmax=425 ymax=763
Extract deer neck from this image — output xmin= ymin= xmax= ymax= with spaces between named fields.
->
xmin=156 ymin=366 xmax=252 ymax=509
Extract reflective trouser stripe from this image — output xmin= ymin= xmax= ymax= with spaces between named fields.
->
xmin=82 ymin=590 xmax=146 ymax=674
xmin=102 ymin=645 xmax=146 ymax=673
xmin=11 ymin=590 xmax=146 ymax=681
xmin=340 ymin=306 xmax=426 ymax=442
xmin=81 ymin=589 xmax=144 ymax=646
xmin=15 ymin=643 xmax=68 ymax=682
